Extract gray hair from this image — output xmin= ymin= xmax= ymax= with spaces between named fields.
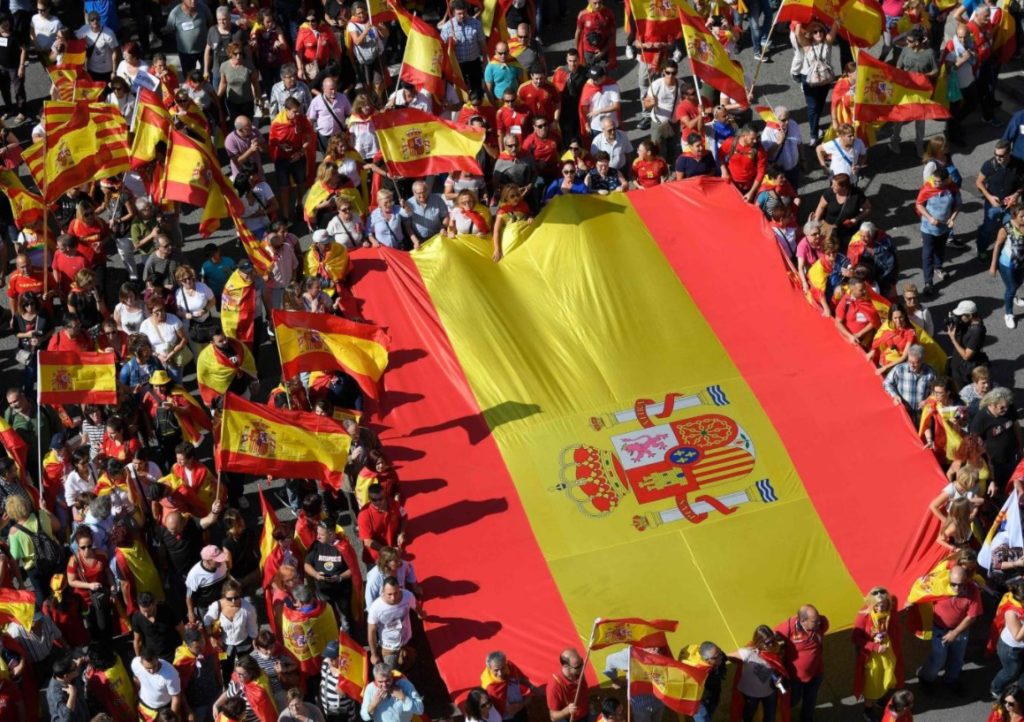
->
xmin=216 ymin=4 xmax=230 ymax=17
xmin=802 ymin=219 xmax=821 ymax=236
xmin=373 ymin=662 xmax=394 ymax=679
xmin=292 ymin=583 xmax=314 ymax=604
xmin=280 ymin=63 xmax=297 ymax=78
xmin=135 ymin=197 xmax=153 ymax=212
xmin=233 ymin=115 xmax=252 ymax=131
xmin=486 ymin=651 xmax=507 ymax=668
xmin=411 ymin=180 xmax=427 ymax=192
xmin=698 ymin=641 xmax=721 ymax=662
xmin=89 ymin=494 xmax=112 ymax=520
xmin=907 ymin=344 xmax=925 ymax=360
xmin=775 ymin=105 xmax=789 ymax=120
xmin=981 ymin=387 xmax=1014 ymax=409
xmin=859 ymin=221 xmax=876 ymax=235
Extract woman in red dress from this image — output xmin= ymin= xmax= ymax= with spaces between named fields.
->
xmin=66 ymin=525 xmax=115 ymax=642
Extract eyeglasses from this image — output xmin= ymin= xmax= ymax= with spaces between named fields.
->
xmin=1008 ymin=699 xmax=1020 ymax=707
xmin=225 ymin=595 xmax=240 ymax=601
xmin=562 ymin=169 xmax=574 ymax=175
xmin=496 ymin=50 xmax=508 ymax=55
xmin=340 ymin=207 xmax=352 ymax=212
xmin=535 ymin=122 xmax=547 ymax=128
xmin=996 ymin=152 xmax=1010 ymax=159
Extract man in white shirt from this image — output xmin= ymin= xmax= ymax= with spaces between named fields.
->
xmin=76 ymin=11 xmax=119 ymax=81
xmin=643 ymin=59 xmax=679 ymax=128
xmin=185 ymin=543 xmax=229 ymax=623
xmin=759 ymin=105 xmax=803 ymax=189
xmin=367 ymin=578 xmax=416 ymax=667
xmin=131 ymin=647 xmax=184 ymax=717
xmin=590 ymin=118 xmax=633 ymax=172
xmin=582 ymin=64 xmax=620 ymax=135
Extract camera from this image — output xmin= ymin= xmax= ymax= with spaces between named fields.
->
xmin=945 ymin=311 xmax=959 ymax=332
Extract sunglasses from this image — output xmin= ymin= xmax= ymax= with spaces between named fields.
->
xmin=225 ymin=595 xmax=240 ymax=601
xmin=664 ymin=70 xmax=676 ymax=76
xmin=535 ymin=123 xmax=547 ymax=128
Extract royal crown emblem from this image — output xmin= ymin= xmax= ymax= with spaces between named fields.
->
xmin=864 ymin=78 xmax=894 ymax=104
xmin=55 ymin=140 xmax=74 ymax=170
xmin=297 ymin=329 xmax=325 ymax=353
xmin=237 ymin=419 xmax=278 ymax=456
xmin=647 ymin=0 xmax=673 ymax=19
xmin=52 ymin=367 xmax=73 ymax=391
xmin=401 ymin=129 xmax=432 ymax=160
xmin=553 ymin=386 xmax=779 ymax=529
xmin=685 ymin=38 xmax=712 ymax=64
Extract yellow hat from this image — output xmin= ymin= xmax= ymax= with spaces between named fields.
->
xmin=149 ymin=370 xmax=172 ymax=386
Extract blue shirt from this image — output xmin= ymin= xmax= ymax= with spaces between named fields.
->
xmin=201 ymin=256 xmax=236 ymax=298
xmin=543 ymin=179 xmax=589 ymax=203
xmin=484 ymin=62 xmax=522 ymax=100
xmin=360 ymin=678 xmax=424 ymax=722
xmin=118 ymin=356 xmax=164 ymax=390
xmin=404 ymin=194 xmax=449 ymax=238
xmin=1003 ymin=109 xmax=1024 ymax=161
xmin=440 ymin=17 xmax=484 ymax=62
xmin=920 ymin=188 xmax=960 ymax=234
xmin=84 ymin=0 xmax=119 ymax=31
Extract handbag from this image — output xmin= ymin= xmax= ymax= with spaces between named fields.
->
xmin=806 ymin=45 xmax=836 ymax=87
xmin=182 ymin=289 xmax=215 ymax=344
xmin=150 ymin=317 xmax=193 ymax=368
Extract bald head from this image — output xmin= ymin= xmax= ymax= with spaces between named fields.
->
xmin=559 ymin=649 xmax=583 ymax=681
xmin=797 ymin=604 xmax=821 ymax=632
xmin=949 ymin=565 xmax=967 ymax=585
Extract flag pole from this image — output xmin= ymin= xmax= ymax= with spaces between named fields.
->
xmin=41 ymin=110 xmax=48 ymax=297
xmin=271 ymin=314 xmax=294 ymax=410
xmin=748 ymin=1 xmax=785 ymax=93
xmin=35 ymin=354 xmax=42 ymax=501
xmin=626 ymin=647 xmax=633 ymax=722
xmin=573 ymin=618 xmax=599 ymax=707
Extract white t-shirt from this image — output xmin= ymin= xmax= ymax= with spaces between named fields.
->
xmin=31 ymin=14 xmax=62 ymax=51
xmin=63 ymin=468 xmax=95 ymax=507
xmin=185 ymin=562 xmax=228 ymax=595
xmin=646 ymin=77 xmax=679 ymax=123
xmin=76 ymin=26 xmax=119 ymax=74
xmin=349 ymin=117 xmax=379 ymax=160
xmin=139 ymin=314 xmax=184 ymax=357
xmin=586 ymin=83 xmax=621 ymax=133
xmin=824 ymin=137 xmax=866 ymax=182
xmin=203 ymin=598 xmax=259 ymax=645
xmin=131 ymin=657 xmax=181 ymax=708
xmin=367 ymin=589 xmax=415 ymax=649
xmin=114 ymin=302 xmax=144 ymax=334
xmin=325 ymin=216 xmax=365 ymax=248
xmin=241 ymin=181 xmax=275 ymax=229
xmin=174 ymin=282 xmax=215 ymax=323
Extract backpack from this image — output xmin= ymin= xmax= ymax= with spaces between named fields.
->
xmin=14 ymin=512 xmax=67 ymax=579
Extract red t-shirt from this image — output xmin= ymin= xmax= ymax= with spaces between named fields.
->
xmin=523 ymin=133 xmax=560 ymax=176
xmin=719 ymin=136 xmax=767 ymax=189
xmin=518 ymin=82 xmax=560 ymax=122
xmin=775 ymin=615 xmax=830 ymax=682
xmin=6 ymin=270 xmax=43 ymax=306
xmin=68 ymin=551 xmax=109 ymax=605
xmin=932 ymin=584 xmax=983 ymax=629
xmin=674 ymin=98 xmax=702 ymax=127
xmin=357 ymin=503 xmax=405 ymax=562
xmin=51 ymin=251 xmax=88 ymax=296
xmin=546 ymin=671 xmax=589 ymax=722
xmin=632 ymin=158 xmax=668 ymax=188
xmin=496 ymin=105 xmax=532 ymax=141
xmin=100 ymin=434 xmax=142 ymax=463
xmin=576 ymin=7 xmax=615 ymax=53
xmin=836 ymin=295 xmax=881 ymax=336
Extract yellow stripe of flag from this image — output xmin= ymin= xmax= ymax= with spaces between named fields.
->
xmin=38 ymin=350 xmax=117 ymax=404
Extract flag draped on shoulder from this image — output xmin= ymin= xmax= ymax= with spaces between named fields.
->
xmin=375 ymin=107 xmax=484 ymax=177
xmin=777 ymin=0 xmax=883 ymax=47
xmin=217 ymin=393 xmax=352 ymax=488
xmin=24 ymin=101 xmax=130 ymax=202
xmin=195 ymin=338 xmax=257 ymax=406
xmin=980 ymin=489 xmax=1024 ymax=570
xmin=272 ymin=310 xmax=390 ymax=401
xmin=0 ymin=589 xmax=34 ymax=629
xmin=905 ymin=557 xmax=958 ymax=639
xmin=167 ymin=386 xmax=212 ymax=445
xmin=388 ymin=0 xmax=466 ymax=105
xmin=677 ymin=2 xmax=748 ymax=107
xmin=591 ymin=617 xmax=679 ymax=649
xmin=628 ymin=647 xmax=709 ymax=715
xmin=220 ymin=267 xmax=258 ymax=344
xmin=38 ymin=351 xmax=117 ymax=404
xmin=854 ymin=50 xmax=951 ymax=122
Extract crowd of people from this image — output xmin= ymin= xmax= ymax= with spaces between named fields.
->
xmin=0 ymin=0 xmax=1023 ymax=719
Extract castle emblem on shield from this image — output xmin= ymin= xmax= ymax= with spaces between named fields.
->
xmin=238 ymin=419 xmax=278 ymax=456
xmin=552 ymin=386 xmax=778 ymax=530
xmin=401 ymin=129 xmax=432 ymax=160
xmin=52 ymin=368 xmax=73 ymax=390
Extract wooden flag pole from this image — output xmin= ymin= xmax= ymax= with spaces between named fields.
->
xmin=572 ymin=618 xmax=599 ymax=707
xmin=748 ymin=1 xmax=785 ymax=93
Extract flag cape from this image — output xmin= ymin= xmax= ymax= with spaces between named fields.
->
xmin=337 ymin=629 xmax=369 ymax=700
xmin=217 ymin=393 xmax=351 ymax=488
xmin=195 ymin=340 xmax=257 ymax=407
xmin=0 ymin=170 xmax=46 ymax=228
xmin=231 ymin=671 xmax=279 ymax=721
xmin=343 ymin=178 xmax=950 ymax=689
xmin=220 ymin=268 xmax=257 ymax=344
xmin=854 ymin=50 xmax=951 ymax=122
xmin=917 ymin=398 xmax=963 ymax=462
xmin=678 ymin=3 xmax=748 ymax=107
xmin=777 ymin=0 xmax=883 ymax=47
xmin=272 ymin=310 xmax=390 ymax=401
xmin=591 ymin=617 xmax=679 ymax=650
xmin=628 ymin=647 xmax=709 ymax=715
xmin=988 ymin=591 xmax=1024 ymax=655
xmin=268 ymin=109 xmax=317 ymax=186
xmin=0 ymin=417 xmax=28 ymax=484
xmin=905 ymin=556 xmax=956 ymax=640
xmin=374 ymin=108 xmax=484 ymax=177
xmin=980 ymin=489 xmax=1024 ymax=570
xmin=168 ymin=386 xmax=212 ymax=445
xmin=302 ymin=181 xmax=367 ymax=225
xmin=0 ymin=589 xmax=34 ymax=629
xmin=281 ymin=600 xmax=339 ymax=669
xmin=994 ymin=6 xmax=1018 ymax=64
xmin=38 ymin=350 xmax=116 ymax=404
xmin=129 ymin=89 xmax=171 ymax=168
xmin=304 ymin=242 xmax=351 ymax=286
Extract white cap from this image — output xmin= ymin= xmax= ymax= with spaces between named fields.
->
xmin=313 ymin=229 xmax=330 ymax=244
xmin=952 ymin=300 xmax=977 ymax=316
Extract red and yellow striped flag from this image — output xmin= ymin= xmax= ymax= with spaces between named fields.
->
xmin=625 ymin=0 xmax=680 ymax=43
xmin=0 ymin=169 xmax=46 ymax=228
xmin=337 ymin=629 xmax=369 ymax=700
xmin=38 ymin=350 xmax=116 ymax=404
xmin=0 ymin=417 xmax=28 ymax=484
xmin=678 ymin=2 xmax=748 ymax=106
xmin=130 ymin=88 xmax=171 ymax=169
xmin=0 ymin=589 xmax=34 ymax=629
xmin=777 ymin=0 xmax=883 ymax=47
xmin=375 ymin=107 xmax=484 ymax=177
xmin=272 ymin=310 xmax=390 ymax=401
xmin=217 ymin=393 xmax=352 ymax=488
xmin=47 ymin=65 xmax=82 ymax=102
xmin=388 ymin=0 xmax=465 ymax=104
xmin=366 ymin=0 xmax=395 ymax=23
xmin=24 ymin=101 xmax=130 ymax=202
xmin=591 ymin=617 xmax=679 ymax=650
xmin=628 ymin=647 xmax=709 ymax=715
xmin=854 ymin=50 xmax=951 ymax=122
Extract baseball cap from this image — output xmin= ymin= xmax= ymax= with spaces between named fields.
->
xmin=952 ymin=300 xmax=977 ymax=316
xmin=236 ymin=259 xmax=254 ymax=274
xmin=313 ymin=229 xmax=330 ymax=244
xmin=323 ymin=640 xmax=340 ymax=658
xmin=49 ymin=432 xmax=67 ymax=450
xmin=200 ymin=545 xmax=229 ymax=563
xmin=589 ymin=65 xmax=606 ymax=79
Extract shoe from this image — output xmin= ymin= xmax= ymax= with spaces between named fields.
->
xmin=625 ymin=45 xmax=635 ymax=60
xmin=1015 ymin=297 xmax=1024 ymax=307
xmin=923 ymin=284 xmax=935 ymax=297
xmin=950 ymin=236 xmax=967 ymax=248
xmin=637 ymin=117 xmax=652 ymax=130
xmin=1007 ymin=314 xmax=1017 ymax=329
xmin=934 ymin=268 xmax=946 ymax=282
xmin=753 ymin=52 xmax=764 ymax=62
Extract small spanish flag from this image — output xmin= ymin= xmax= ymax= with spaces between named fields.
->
xmin=854 ymin=50 xmax=951 ymax=123
xmin=272 ymin=310 xmax=390 ymax=401
xmin=61 ymin=37 xmax=87 ymax=68
xmin=777 ymin=0 xmax=883 ymax=47
xmin=628 ymin=647 xmax=709 ymax=715
xmin=38 ymin=350 xmax=116 ymax=405
xmin=0 ymin=588 xmax=35 ymax=629
xmin=389 ymin=0 xmax=466 ymax=105
xmin=0 ymin=169 xmax=45 ymax=228
xmin=337 ymin=629 xmax=370 ymax=700
xmin=753 ymin=105 xmax=779 ymax=128
xmin=591 ymin=617 xmax=679 ymax=650
xmin=130 ymin=88 xmax=171 ymax=169
xmin=217 ymin=393 xmax=352 ymax=488
xmin=258 ymin=483 xmax=278 ymax=569
xmin=375 ymin=108 xmax=484 ymax=178
xmin=625 ymin=0 xmax=679 ymax=44
xmin=0 ymin=418 xmax=28 ymax=483
xmin=678 ymin=3 xmax=748 ymax=108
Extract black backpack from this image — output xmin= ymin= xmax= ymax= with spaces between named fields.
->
xmin=14 ymin=512 xmax=67 ymax=580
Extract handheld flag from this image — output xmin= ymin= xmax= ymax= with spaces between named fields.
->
xmin=591 ymin=618 xmax=679 ymax=650
xmin=337 ymin=630 xmax=370 ymax=700
xmin=905 ymin=557 xmax=958 ymax=640
xmin=38 ymin=351 xmax=117 ymax=404
xmin=854 ymin=50 xmax=951 ymax=122
xmin=388 ymin=0 xmax=466 ymax=105
xmin=628 ymin=647 xmax=709 ymax=715
xmin=0 ymin=589 xmax=35 ymax=629
xmin=979 ymin=489 xmax=1024 ymax=570
xmin=0 ymin=169 xmax=46 ymax=228
xmin=625 ymin=0 xmax=680 ymax=44
xmin=777 ymin=0 xmax=883 ymax=47
xmin=130 ymin=88 xmax=172 ymax=168
xmin=258 ymin=484 xmax=278 ymax=568
xmin=374 ymin=108 xmax=484 ymax=177
xmin=61 ymin=37 xmax=87 ymax=68
xmin=272 ymin=310 xmax=390 ymax=401
xmin=217 ymin=393 xmax=352 ymax=489
xmin=0 ymin=418 xmax=28 ymax=483
xmin=678 ymin=2 xmax=748 ymax=107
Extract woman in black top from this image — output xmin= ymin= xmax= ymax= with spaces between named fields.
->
xmin=813 ymin=173 xmax=872 ymax=249
xmin=218 ymin=509 xmax=261 ymax=594
xmin=13 ymin=292 xmax=51 ymax=391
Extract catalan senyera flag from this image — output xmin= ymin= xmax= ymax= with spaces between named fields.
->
xmin=0 ymin=169 xmax=46 ymax=228
xmin=24 ymin=102 xmax=130 ymax=202
xmin=232 ymin=212 xmax=275 ymax=278
xmin=854 ymin=50 xmax=951 ymax=122
xmin=217 ymin=393 xmax=352 ymax=488
xmin=777 ymin=0 xmax=883 ymax=47
xmin=678 ymin=3 xmax=748 ymax=106
xmin=388 ymin=0 xmax=465 ymax=105
xmin=375 ymin=107 xmax=484 ymax=177
xmin=48 ymin=64 xmax=83 ymax=101
xmin=0 ymin=589 xmax=35 ymax=630
xmin=346 ymin=178 xmax=949 ymax=690
xmin=625 ymin=0 xmax=680 ymax=43
xmin=130 ymin=88 xmax=171 ymax=168
xmin=0 ymin=417 xmax=28 ymax=484
xmin=38 ymin=351 xmax=116 ymax=405
xmin=591 ymin=617 xmax=679 ymax=650
xmin=272 ymin=310 xmax=390 ymax=401
xmin=628 ymin=647 xmax=709 ymax=715
xmin=337 ymin=629 xmax=370 ymax=700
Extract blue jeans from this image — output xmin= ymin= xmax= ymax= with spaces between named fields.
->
xmin=789 ymin=675 xmax=823 ymax=722
xmin=743 ymin=694 xmax=777 ymax=722
xmin=802 ymin=82 xmax=830 ymax=142
xmin=992 ymin=638 xmax=1024 ymax=696
xmin=693 ymin=698 xmax=719 ymax=722
xmin=998 ymin=263 xmax=1024 ymax=314
xmin=921 ymin=231 xmax=949 ymax=286
xmin=981 ymin=204 xmax=1008 ymax=256
xmin=919 ymin=625 xmax=969 ymax=683
xmin=746 ymin=0 xmax=771 ymax=51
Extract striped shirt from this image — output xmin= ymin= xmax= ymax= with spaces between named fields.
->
xmin=226 ymin=679 xmax=260 ymax=722
xmin=440 ymin=17 xmax=484 ymax=62
xmin=251 ymin=650 xmax=287 ymax=710
xmin=320 ymin=658 xmax=359 ymax=717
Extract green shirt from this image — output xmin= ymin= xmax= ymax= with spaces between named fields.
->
xmin=9 ymin=512 xmax=54 ymax=570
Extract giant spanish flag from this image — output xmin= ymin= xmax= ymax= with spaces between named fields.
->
xmin=678 ymin=2 xmax=748 ymax=107
xmin=272 ymin=310 xmax=390 ymax=401
xmin=854 ymin=50 xmax=951 ymax=122
xmin=343 ymin=178 xmax=947 ymax=692
xmin=629 ymin=647 xmax=708 ymax=715
xmin=38 ymin=351 xmax=116 ymax=404
xmin=388 ymin=0 xmax=465 ymax=105
xmin=217 ymin=393 xmax=351 ymax=488
xmin=777 ymin=0 xmax=884 ymax=47
xmin=375 ymin=108 xmax=484 ymax=177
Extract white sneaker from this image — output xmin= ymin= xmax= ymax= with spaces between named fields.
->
xmin=625 ymin=45 xmax=635 ymax=60
xmin=1006 ymin=313 xmax=1016 ymax=329
xmin=1014 ymin=297 xmax=1024 ymax=308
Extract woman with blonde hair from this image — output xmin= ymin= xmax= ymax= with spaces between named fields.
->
xmin=448 ymin=189 xmax=492 ymax=237
xmin=928 ymin=467 xmax=982 ymax=525
xmin=938 ymin=497 xmax=976 ymax=551
xmin=492 ymin=185 xmax=533 ymax=263
xmin=853 ymin=587 xmax=903 ymax=719
xmin=6 ymin=493 xmax=57 ymax=609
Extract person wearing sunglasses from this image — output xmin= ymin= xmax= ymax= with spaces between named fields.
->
xmin=853 ymin=587 xmax=902 ymax=721
xmin=915 ymin=567 xmax=981 ymax=694
xmin=204 ymin=578 xmax=259 ymax=679
xmin=546 ymin=649 xmax=590 ymax=722
xmin=484 ymin=42 xmax=522 ymax=104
